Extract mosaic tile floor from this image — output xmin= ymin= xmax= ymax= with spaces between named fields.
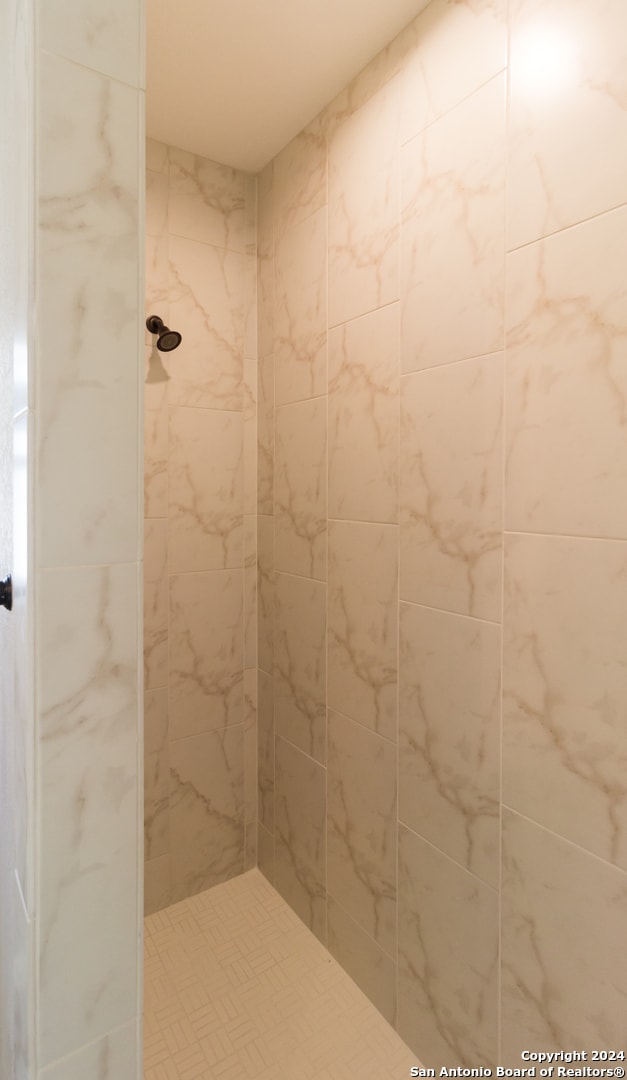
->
xmin=144 ymin=868 xmax=418 ymax=1079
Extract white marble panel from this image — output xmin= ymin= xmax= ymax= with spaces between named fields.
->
xmin=169 ymin=570 xmax=243 ymax=739
xmin=502 ymin=810 xmax=627 ymax=1061
xmin=168 ymin=405 xmax=243 ymax=573
xmin=401 ymin=74 xmax=506 ymax=373
xmin=328 ymin=522 xmax=398 ymax=740
xmin=328 ymin=76 xmax=400 ymax=327
xmin=168 ymin=147 xmax=247 ymax=252
xmin=37 ymin=53 xmax=140 ymax=567
xmin=508 ymin=0 xmax=627 ymax=249
xmin=328 ymin=303 xmax=399 ymax=524
xmin=170 ymin=727 xmax=245 ymax=903
xmin=274 ymin=207 xmax=327 ymax=406
xmin=168 ymin=235 xmax=244 ymax=411
xmin=398 ymin=825 xmax=498 ymax=1068
xmin=401 ymin=0 xmax=507 ymax=144
xmin=399 ymin=603 xmax=501 ymax=887
xmin=38 ymin=1020 xmax=137 ymax=1080
xmin=506 ymin=205 xmax=627 ymax=538
xmin=38 ymin=0 xmax=141 ymax=88
xmin=274 ymin=398 xmax=327 ymax=581
xmin=38 ymin=564 xmax=139 ymax=1066
xmin=400 ymin=353 xmax=503 ymax=621
xmin=327 ymin=710 xmax=397 ymax=955
xmin=504 ymin=534 xmax=627 ymax=870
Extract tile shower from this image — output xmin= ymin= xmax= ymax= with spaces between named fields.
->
xmin=145 ymin=0 xmax=627 ymax=1072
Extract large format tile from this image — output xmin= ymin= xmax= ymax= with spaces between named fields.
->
xmin=275 ymin=207 xmax=327 ymax=405
xmin=328 ymin=77 xmax=400 ymax=327
xmin=327 ymin=897 xmax=397 ymax=1026
xmin=508 ymin=0 xmax=627 ymax=249
xmin=169 ymin=147 xmax=247 ymax=252
xmin=144 ymin=356 xmax=168 ymax=518
xmin=274 ymin=573 xmax=326 ymax=763
xmin=506 ymin=205 xmax=627 ymax=538
xmin=143 ymin=518 xmax=168 ymax=690
xmin=144 ymin=855 xmax=172 ymax=916
xmin=398 ymin=825 xmax=499 ymax=1068
xmin=273 ymin=118 xmax=327 ymax=237
xmin=169 ymin=570 xmax=243 ymax=739
xmin=399 ymin=603 xmax=500 ymax=887
xmin=168 ymin=405 xmax=243 ymax=573
xmin=400 ymin=353 xmax=503 ymax=621
xmin=169 ymin=727 xmax=245 ymax=902
xmin=144 ymin=689 xmax=169 ymax=861
xmin=243 ymin=514 xmax=257 ymax=670
xmin=39 ymin=1020 xmax=138 ymax=1080
xmin=257 ymin=514 xmax=274 ymax=675
xmin=257 ymin=354 xmax=274 ymax=516
xmin=274 ymin=736 xmax=326 ymax=943
xmin=401 ymin=0 xmax=507 ymax=144
xmin=401 ymin=74 xmax=506 ymax=373
xmin=244 ymin=667 xmax=258 ymax=830
xmin=37 ymin=53 xmax=140 ymax=567
xmin=257 ymin=669 xmax=274 ymax=835
xmin=327 ymin=710 xmax=397 ymax=955
xmin=243 ymin=359 xmax=257 ymax=517
xmin=38 ymin=564 xmax=139 ymax=1065
xmin=328 ymin=304 xmax=399 ymax=524
xmin=37 ymin=0 xmax=141 ymax=87
xmin=274 ymin=398 xmax=327 ymax=580
xmin=328 ymin=522 xmax=398 ymax=740
xmin=256 ymin=163 xmax=274 ymax=361
xmin=501 ymin=810 xmax=627 ymax=1061
xmin=168 ymin=234 xmax=245 ymax=411
xmin=504 ymin=534 xmax=627 ymax=870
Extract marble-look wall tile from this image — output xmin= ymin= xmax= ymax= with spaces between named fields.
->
xmin=257 ymin=354 xmax=274 ymax=516
xmin=258 ymin=669 xmax=274 ymax=834
xmin=400 ymin=353 xmax=503 ymax=621
xmin=400 ymin=0 xmax=507 ymax=144
xmin=328 ymin=303 xmax=399 ymax=524
xmin=275 ymin=207 xmax=327 ymax=405
xmin=257 ymin=514 xmax=274 ymax=675
xmin=38 ymin=564 xmax=139 ymax=1065
xmin=399 ymin=603 xmax=500 ymax=887
xmin=245 ymin=823 xmax=257 ymax=871
xmin=243 ymin=514 xmax=257 ymax=669
xmin=328 ymin=522 xmax=398 ymax=740
xmin=243 ymin=359 xmax=257 ymax=517
xmin=169 ymin=726 xmax=245 ymax=903
xmin=144 ymin=361 xmax=168 ymax=518
xmin=144 ymin=855 xmax=172 ymax=917
xmin=258 ymin=822 xmax=274 ymax=885
xmin=328 ymin=76 xmax=400 ymax=327
xmin=327 ymin=897 xmax=397 ymax=1026
xmin=273 ymin=119 xmax=327 ymax=238
xmin=37 ymin=0 xmax=141 ymax=88
xmin=257 ymin=163 xmax=274 ymax=360
xmin=274 ymin=736 xmax=326 ymax=943
xmin=168 ymin=235 xmax=244 ymax=411
xmin=146 ymin=170 xmax=168 ymax=242
xmin=169 ymin=147 xmax=247 ymax=252
xmin=274 ymin=398 xmax=327 ymax=581
xmin=244 ymin=667 xmax=258 ymax=827
xmin=501 ymin=810 xmax=627 ymax=1061
xmin=401 ymin=74 xmax=506 ymax=374
xmin=144 ymin=689 xmax=169 ymax=861
xmin=37 ymin=53 xmax=139 ymax=567
xmin=146 ymin=137 xmax=168 ymax=174
xmin=327 ymin=709 xmax=397 ymax=954
xmin=169 ymin=570 xmax=243 ymax=739
xmin=143 ymin=518 xmax=168 ymax=690
xmin=506 ymin=206 xmax=627 ymax=538
xmin=274 ymin=573 xmax=326 ymax=763
xmin=398 ymin=825 xmax=499 ymax=1068
xmin=508 ymin=0 xmax=627 ymax=250
xmin=168 ymin=405 xmax=243 ymax=573
xmin=38 ymin=1019 xmax=138 ymax=1080
xmin=504 ymin=534 xmax=627 ymax=870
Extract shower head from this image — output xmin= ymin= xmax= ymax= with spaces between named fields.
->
xmin=146 ymin=315 xmax=182 ymax=352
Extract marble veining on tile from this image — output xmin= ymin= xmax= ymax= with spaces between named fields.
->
xmin=274 ymin=397 xmax=327 ymax=580
xmin=274 ymin=572 xmax=326 ymax=763
xmin=169 ymin=146 xmax=247 ymax=252
xmin=274 ymin=206 xmax=327 ymax=406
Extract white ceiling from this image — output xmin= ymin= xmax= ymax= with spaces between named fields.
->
xmin=146 ymin=0 xmax=430 ymax=173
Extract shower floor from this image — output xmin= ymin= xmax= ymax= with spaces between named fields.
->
xmin=144 ymin=868 xmax=417 ymax=1079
